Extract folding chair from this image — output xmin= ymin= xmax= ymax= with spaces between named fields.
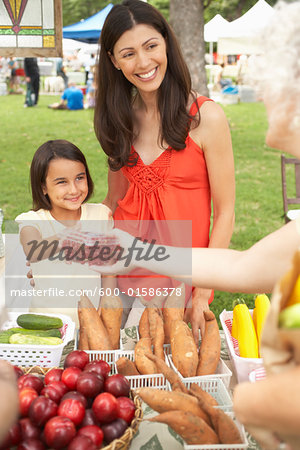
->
xmin=281 ymin=154 xmax=300 ymax=223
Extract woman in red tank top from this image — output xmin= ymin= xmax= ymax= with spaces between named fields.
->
xmin=94 ymin=0 xmax=235 ymax=340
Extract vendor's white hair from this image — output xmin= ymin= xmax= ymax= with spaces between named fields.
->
xmin=249 ymin=1 xmax=300 ymax=129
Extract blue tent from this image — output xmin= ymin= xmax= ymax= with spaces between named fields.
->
xmin=63 ymin=4 xmax=113 ymax=43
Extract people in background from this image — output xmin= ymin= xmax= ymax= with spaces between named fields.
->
xmin=7 ymin=57 xmax=18 ymax=93
xmin=84 ymin=53 xmax=96 ymax=85
xmin=48 ymin=81 xmax=84 ymax=111
xmin=56 ymin=57 xmax=68 ymax=89
xmin=214 ymin=63 xmax=232 ymax=90
xmin=24 ymin=57 xmax=40 ymax=106
xmin=84 ymin=80 xmax=96 ymax=109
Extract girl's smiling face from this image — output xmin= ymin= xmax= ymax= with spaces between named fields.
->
xmin=111 ymin=24 xmax=167 ymax=96
xmin=43 ymin=158 xmax=88 ymax=219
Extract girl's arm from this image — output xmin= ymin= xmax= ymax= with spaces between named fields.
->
xmin=189 ymin=100 xmax=235 ymax=339
xmin=20 ymin=226 xmax=62 ymax=263
xmin=102 ymin=168 xmax=129 ymax=214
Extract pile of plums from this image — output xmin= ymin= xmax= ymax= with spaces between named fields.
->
xmin=1 ymin=350 xmax=136 ymax=449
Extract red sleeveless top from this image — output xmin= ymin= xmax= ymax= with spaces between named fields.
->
xmin=114 ymin=96 xmax=213 ymax=302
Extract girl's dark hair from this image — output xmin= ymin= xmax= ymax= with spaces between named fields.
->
xmin=30 ymin=139 xmax=94 ymax=211
xmin=94 ymin=0 xmax=199 ymax=171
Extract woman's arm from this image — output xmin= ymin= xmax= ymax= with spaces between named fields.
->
xmin=102 ymin=168 xmax=129 ymax=214
xmin=189 ymin=101 xmax=235 ymax=339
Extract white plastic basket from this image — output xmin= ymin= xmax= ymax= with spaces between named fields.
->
xmin=114 ymin=350 xmax=169 ymax=389
xmin=183 ymin=412 xmax=248 ymax=450
xmin=167 ymin=355 xmax=232 ymax=390
xmin=82 ymin=350 xmax=118 ymax=374
xmin=174 ymin=378 xmax=232 ymax=411
xmin=249 ymin=367 xmax=266 ymax=383
xmin=219 ymin=309 xmax=264 ymax=383
xmin=0 ymin=312 xmax=75 ymax=367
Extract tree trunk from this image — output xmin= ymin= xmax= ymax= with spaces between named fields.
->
xmin=170 ymin=0 xmax=208 ymax=96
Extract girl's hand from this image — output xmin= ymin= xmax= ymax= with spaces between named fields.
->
xmin=89 ymin=229 xmax=138 ymax=275
xmin=26 ymin=260 xmax=35 ymax=287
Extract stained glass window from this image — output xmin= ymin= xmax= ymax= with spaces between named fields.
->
xmin=0 ymin=0 xmax=62 ymax=57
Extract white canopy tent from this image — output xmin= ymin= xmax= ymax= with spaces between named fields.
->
xmin=62 ymin=38 xmax=98 ymax=56
xmin=217 ymin=0 xmax=274 ymax=55
xmin=204 ymin=14 xmax=229 ymax=43
xmin=204 ymin=14 xmax=229 ymax=84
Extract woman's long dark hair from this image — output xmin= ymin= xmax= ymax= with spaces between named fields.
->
xmin=94 ymin=0 xmax=199 ymax=171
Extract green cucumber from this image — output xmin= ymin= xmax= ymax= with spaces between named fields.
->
xmin=9 ymin=334 xmax=63 ymax=346
xmin=7 ymin=328 xmax=61 ymax=338
xmin=16 ymin=314 xmax=63 ymax=330
xmin=0 ymin=332 xmax=11 ymax=344
xmin=279 ymin=303 xmax=300 ymax=328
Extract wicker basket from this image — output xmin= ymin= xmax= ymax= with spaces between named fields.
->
xmin=102 ymin=393 xmax=143 ymax=450
xmin=21 ymin=366 xmax=143 ymax=449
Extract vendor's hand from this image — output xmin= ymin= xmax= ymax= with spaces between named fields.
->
xmin=242 ymin=425 xmax=283 ymax=450
xmin=26 ymin=260 xmax=35 ymax=287
xmin=189 ymin=287 xmax=211 ymax=343
xmin=90 ymin=229 xmax=138 ymax=275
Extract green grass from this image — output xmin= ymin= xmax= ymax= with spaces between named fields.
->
xmin=0 ymin=95 xmax=285 ymax=320
xmin=212 ymin=102 xmax=282 ymax=320
xmin=0 ymin=94 xmax=108 ymax=220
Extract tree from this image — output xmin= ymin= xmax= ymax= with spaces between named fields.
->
xmin=150 ymin=0 xmax=169 ymax=19
xmin=170 ymin=0 xmax=208 ymax=95
xmin=62 ymin=0 xmax=120 ymax=26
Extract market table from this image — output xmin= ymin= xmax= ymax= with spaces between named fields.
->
xmin=61 ymin=330 xmax=259 ymax=450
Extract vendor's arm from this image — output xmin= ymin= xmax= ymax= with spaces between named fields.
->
xmin=192 ymin=218 xmax=300 ymax=293
xmin=233 ymin=366 xmax=300 ymax=439
xmin=96 ymin=218 xmax=300 ymax=294
xmin=0 ymin=360 xmax=19 ymax=443
xmin=102 ymin=168 xmax=129 ymax=214
xmin=189 ymin=100 xmax=235 ymax=340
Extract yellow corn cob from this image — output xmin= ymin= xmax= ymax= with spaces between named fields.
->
xmin=234 ymin=302 xmax=259 ymax=358
xmin=252 ymin=307 xmax=257 ymax=333
xmin=286 ymin=275 xmax=300 ymax=306
xmin=231 ymin=298 xmax=245 ymax=340
xmin=231 ymin=306 xmax=239 ymax=339
xmin=254 ymin=294 xmax=270 ymax=354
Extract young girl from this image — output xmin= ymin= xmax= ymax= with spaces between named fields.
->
xmin=15 ymin=139 xmax=113 ymax=326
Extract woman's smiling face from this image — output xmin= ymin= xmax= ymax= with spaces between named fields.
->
xmin=111 ymin=24 xmax=167 ymax=96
